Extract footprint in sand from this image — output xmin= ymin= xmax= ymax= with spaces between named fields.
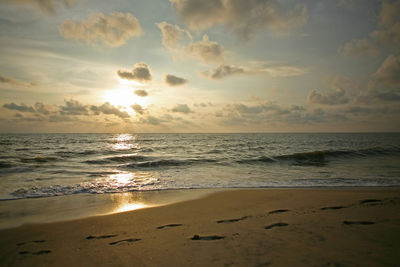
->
xmin=109 ymin=238 xmax=141 ymax=245
xmin=190 ymin=235 xmax=225 ymax=240
xmin=19 ymin=250 xmax=52 ymax=256
xmin=264 ymin=222 xmax=289 ymax=230
xmin=343 ymin=220 xmax=375 ymax=225
xmin=268 ymin=209 xmax=289 ymax=214
xmin=320 ymin=206 xmax=347 ymax=210
xmin=157 ymin=224 xmax=183 ymax=229
xmin=359 ymin=199 xmax=381 ymax=204
xmin=86 ymin=235 xmax=117 ymax=240
xmin=17 ymin=240 xmax=46 ymax=246
xmin=216 ymin=216 xmax=250 ymax=224
xmin=32 ymin=250 xmax=52 ymax=255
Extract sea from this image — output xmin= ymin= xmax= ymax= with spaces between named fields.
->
xmin=0 ymin=133 xmax=399 ymax=228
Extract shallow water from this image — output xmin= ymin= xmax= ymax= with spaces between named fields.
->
xmin=1 ymin=133 xmax=400 ymax=201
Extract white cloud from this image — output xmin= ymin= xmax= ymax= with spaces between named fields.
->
xmin=201 ymin=62 xmax=307 ymax=80
xmin=8 ymin=0 xmax=76 ymax=14
xmin=185 ymin=34 xmax=224 ymax=64
xmin=59 ymin=12 xmax=142 ymax=47
xmin=156 ymin=21 xmax=191 ymax=51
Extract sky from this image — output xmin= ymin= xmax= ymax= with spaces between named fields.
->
xmin=0 ymin=0 xmax=399 ymax=133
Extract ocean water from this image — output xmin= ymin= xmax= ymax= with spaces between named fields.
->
xmin=1 ymin=133 xmax=400 ymax=201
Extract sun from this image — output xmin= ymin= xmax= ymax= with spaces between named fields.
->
xmin=103 ymin=85 xmax=148 ymax=110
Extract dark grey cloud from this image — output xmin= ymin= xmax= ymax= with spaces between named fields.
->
xmin=308 ymin=88 xmax=349 ymax=105
xmin=117 ymin=62 xmax=152 ymax=82
xmin=140 ymin=115 xmax=164 ymax=125
xmin=3 ymin=102 xmax=35 ymax=112
xmin=219 ymin=102 xmax=328 ymax=126
xmin=201 ymin=64 xmax=245 ymax=79
xmin=171 ymin=104 xmax=193 ymax=114
xmin=341 ymin=0 xmax=400 ymax=57
xmin=341 ymin=38 xmax=380 ymax=57
xmin=0 ymin=74 xmax=19 ymax=85
xmin=90 ymin=102 xmax=129 ymax=119
xmin=131 ymin=104 xmax=144 ymax=115
xmin=34 ymin=102 xmax=51 ymax=115
xmin=170 ymin=0 xmax=308 ymax=40
xmin=373 ymin=54 xmax=400 ymax=86
xmin=164 ymin=74 xmax=187 ymax=86
xmin=134 ymin=89 xmax=148 ymax=97
xmin=60 ymin=99 xmax=89 ymax=115
xmin=59 ymin=12 xmax=142 ymax=47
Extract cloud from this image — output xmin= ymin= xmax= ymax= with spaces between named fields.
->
xmin=0 ymin=74 xmax=20 ymax=85
xmin=59 ymin=99 xmax=89 ymax=115
xmin=157 ymin=22 xmax=224 ymax=64
xmin=218 ymin=102 xmax=327 ymax=126
xmin=3 ymin=103 xmax=35 ymax=112
xmin=8 ymin=0 xmax=76 ymax=14
xmin=156 ymin=21 xmax=191 ymax=51
xmin=201 ymin=64 xmax=245 ymax=80
xmin=0 ymin=74 xmax=36 ymax=87
xmin=90 ymin=102 xmax=129 ymax=119
xmin=201 ymin=62 xmax=307 ymax=80
xmin=171 ymin=104 xmax=193 ymax=114
xmin=308 ymin=88 xmax=349 ymax=105
xmin=131 ymin=104 xmax=144 ymax=115
xmin=371 ymin=22 xmax=400 ymax=50
xmin=117 ymin=62 xmax=152 ymax=82
xmin=34 ymin=102 xmax=51 ymax=115
xmin=164 ymin=74 xmax=187 ymax=86
xmin=379 ymin=0 xmax=400 ymax=27
xmin=341 ymin=38 xmax=380 ymax=57
xmin=373 ymin=54 xmax=400 ymax=86
xmin=140 ymin=115 xmax=164 ymax=125
xmin=170 ymin=0 xmax=308 ymax=40
xmin=59 ymin=12 xmax=142 ymax=47
xmin=134 ymin=89 xmax=148 ymax=97
xmin=185 ymin=34 xmax=224 ymax=63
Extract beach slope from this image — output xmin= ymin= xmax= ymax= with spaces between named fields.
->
xmin=1 ymin=188 xmax=399 ymax=266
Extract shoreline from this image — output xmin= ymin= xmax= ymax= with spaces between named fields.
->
xmin=1 ymin=186 xmax=400 ymax=230
xmin=1 ymin=187 xmax=399 ymax=266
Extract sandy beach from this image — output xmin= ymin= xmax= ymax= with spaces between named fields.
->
xmin=1 ymin=188 xmax=399 ymax=266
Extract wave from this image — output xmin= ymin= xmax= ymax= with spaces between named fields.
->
xmin=125 ymin=158 xmax=218 ymax=169
xmin=237 ymin=147 xmax=400 ymax=166
xmin=9 ymin=177 xmax=161 ymax=199
xmin=20 ymin=156 xmax=58 ymax=163
xmin=84 ymin=154 xmax=150 ymax=165
xmin=0 ymin=162 xmax=13 ymax=169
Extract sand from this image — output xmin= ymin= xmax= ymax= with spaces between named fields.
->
xmin=0 ymin=188 xmax=399 ymax=266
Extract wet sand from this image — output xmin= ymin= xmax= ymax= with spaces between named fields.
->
xmin=0 ymin=188 xmax=399 ymax=266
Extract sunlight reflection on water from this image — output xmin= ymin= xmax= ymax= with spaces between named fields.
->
xmin=110 ymin=192 xmax=149 ymax=213
xmin=110 ymin=134 xmax=137 ymax=151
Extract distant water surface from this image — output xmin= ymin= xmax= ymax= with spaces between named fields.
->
xmin=0 ymin=133 xmax=399 ymax=201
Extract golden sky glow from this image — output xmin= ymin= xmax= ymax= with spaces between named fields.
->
xmin=0 ymin=0 xmax=399 ymax=132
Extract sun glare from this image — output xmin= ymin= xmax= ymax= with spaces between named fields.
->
xmin=103 ymin=85 xmax=148 ymax=111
